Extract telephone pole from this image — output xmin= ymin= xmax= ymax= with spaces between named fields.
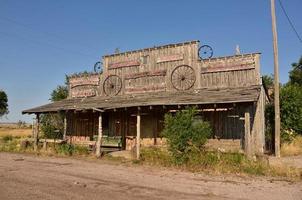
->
xmin=270 ymin=0 xmax=281 ymax=157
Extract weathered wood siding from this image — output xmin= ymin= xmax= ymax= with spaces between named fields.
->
xmin=198 ymin=54 xmax=260 ymax=88
xmin=101 ymin=41 xmax=199 ymax=96
xmin=67 ymin=41 xmax=261 ymax=98
xmin=66 ymin=111 xmax=99 ymax=139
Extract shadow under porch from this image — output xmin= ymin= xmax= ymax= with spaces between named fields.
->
xmin=64 ymin=103 xmax=258 ymax=155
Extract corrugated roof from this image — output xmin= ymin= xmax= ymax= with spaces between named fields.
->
xmin=22 ymin=85 xmax=261 ymax=114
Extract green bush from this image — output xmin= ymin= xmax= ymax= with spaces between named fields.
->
xmin=1 ymin=135 xmax=13 ymax=142
xmin=40 ymin=113 xmax=64 ymax=139
xmin=162 ymin=107 xmax=212 ymax=164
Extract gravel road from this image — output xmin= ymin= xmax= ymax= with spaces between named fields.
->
xmin=0 ymin=152 xmax=301 ymax=200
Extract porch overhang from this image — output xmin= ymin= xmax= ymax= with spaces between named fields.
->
xmin=22 ymin=85 xmax=261 ymax=114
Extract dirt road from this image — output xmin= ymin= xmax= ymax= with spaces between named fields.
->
xmin=0 ymin=152 xmax=301 ymax=200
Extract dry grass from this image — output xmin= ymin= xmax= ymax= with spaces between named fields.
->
xmin=0 ymin=127 xmax=32 ymax=137
xmin=281 ymin=136 xmax=302 ymax=156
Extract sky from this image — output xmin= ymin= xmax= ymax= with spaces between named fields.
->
xmin=0 ymin=0 xmax=301 ymax=123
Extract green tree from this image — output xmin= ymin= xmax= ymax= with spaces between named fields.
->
xmin=162 ymin=107 xmax=212 ymax=164
xmin=41 ymin=76 xmax=69 ymax=139
xmin=280 ymin=85 xmax=302 ymax=135
xmin=289 ymin=56 xmax=302 ymax=86
xmin=50 ymin=85 xmax=68 ymax=102
xmin=264 ymin=56 xmax=302 ymax=143
xmin=0 ymin=90 xmax=9 ymax=117
xmin=262 ymin=74 xmax=274 ymax=88
xmin=50 ymin=75 xmax=69 ymax=101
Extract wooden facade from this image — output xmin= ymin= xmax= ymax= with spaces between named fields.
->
xmin=23 ymin=40 xmax=267 ymax=157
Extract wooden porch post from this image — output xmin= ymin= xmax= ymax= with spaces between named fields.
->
xmin=34 ymin=114 xmax=40 ymax=151
xmin=63 ymin=114 xmax=67 ymax=140
xmin=136 ymin=110 xmax=141 ymax=160
xmin=244 ymin=111 xmax=252 ymax=158
xmin=96 ymin=113 xmax=103 ymax=157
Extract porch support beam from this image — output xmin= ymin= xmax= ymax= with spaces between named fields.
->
xmin=244 ymin=111 xmax=252 ymax=158
xmin=96 ymin=113 xmax=103 ymax=157
xmin=63 ymin=114 xmax=67 ymax=140
xmin=34 ymin=113 xmax=40 ymax=151
xmin=136 ymin=110 xmax=141 ymax=160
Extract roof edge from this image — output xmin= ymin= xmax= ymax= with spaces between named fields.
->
xmin=102 ymin=40 xmax=200 ymax=58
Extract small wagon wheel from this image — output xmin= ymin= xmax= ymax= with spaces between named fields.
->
xmin=171 ymin=65 xmax=196 ymax=90
xmin=94 ymin=61 xmax=103 ymax=73
xmin=198 ymin=45 xmax=213 ymax=59
xmin=103 ymin=75 xmax=122 ymax=96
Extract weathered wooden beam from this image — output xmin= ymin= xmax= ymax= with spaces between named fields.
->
xmin=136 ymin=111 xmax=141 ymax=160
xmin=34 ymin=114 xmax=40 ymax=151
xmin=96 ymin=113 xmax=103 ymax=157
xmin=244 ymin=111 xmax=252 ymax=158
xmin=92 ymin=107 xmax=104 ymax=112
xmin=63 ymin=115 xmax=67 ymax=140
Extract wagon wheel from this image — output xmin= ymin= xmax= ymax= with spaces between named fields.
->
xmin=103 ymin=75 xmax=122 ymax=96
xmin=94 ymin=61 xmax=102 ymax=73
xmin=171 ymin=65 xmax=196 ymax=90
xmin=198 ymin=45 xmax=213 ymax=59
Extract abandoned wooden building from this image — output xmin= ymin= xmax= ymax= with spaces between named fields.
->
xmin=22 ymin=40 xmax=267 ymax=158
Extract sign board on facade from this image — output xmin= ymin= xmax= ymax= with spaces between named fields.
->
xmin=70 ymin=87 xmax=96 ymax=98
xmin=156 ymin=54 xmax=183 ymax=63
xmin=108 ymin=60 xmax=140 ymax=69
xmin=69 ymin=75 xmax=99 ymax=88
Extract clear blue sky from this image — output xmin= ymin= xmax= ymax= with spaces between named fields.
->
xmin=0 ymin=0 xmax=301 ymax=123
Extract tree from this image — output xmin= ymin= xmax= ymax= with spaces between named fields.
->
xmin=41 ymin=76 xmax=69 ymax=139
xmin=280 ymin=84 xmax=302 ymax=135
xmin=0 ymin=90 xmax=9 ymax=117
xmin=289 ymin=56 xmax=302 ymax=86
xmin=50 ymin=85 xmax=68 ymax=102
xmin=50 ymin=75 xmax=69 ymax=102
xmin=264 ymin=56 xmax=302 ymax=144
xmin=262 ymin=74 xmax=274 ymax=88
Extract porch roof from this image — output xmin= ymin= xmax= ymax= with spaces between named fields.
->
xmin=22 ymin=85 xmax=261 ymax=114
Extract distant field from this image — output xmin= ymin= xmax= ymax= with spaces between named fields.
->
xmin=0 ymin=124 xmax=32 ymax=137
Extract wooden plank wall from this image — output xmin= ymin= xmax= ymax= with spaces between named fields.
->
xmin=101 ymin=42 xmax=199 ymax=95
xmin=67 ymin=42 xmax=261 ymax=98
xmin=98 ymin=43 xmax=261 ymax=97
xmin=66 ymin=112 xmax=99 ymax=139
xmin=198 ymin=54 xmax=260 ymax=88
xmin=201 ymin=105 xmax=248 ymax=140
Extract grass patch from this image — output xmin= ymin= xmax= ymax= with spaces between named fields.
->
xmin=0 ymin=135 xmax=90 ymax=157
xmin=0 ymin=127 xmax=32 ymax=137
xmin=281 ymin=135 xmax=302 ymax=156
xmin=140 ymin=147 xmax=302 ymax=178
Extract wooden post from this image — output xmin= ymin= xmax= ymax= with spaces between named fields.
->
xmin=34 ymin=114 xmax=40 ymax=151
xmin=63 ymin=115 xmax=67 ymax=140
xmin=96 ymin=113 xmax=103 ymax=157
xmin=271 ymin=0 xmax=281 ymax=157
xmin=136 ymin=110 xmax=141 ymax=160
xmin=244 ymin=111 xmax=252 ymax=158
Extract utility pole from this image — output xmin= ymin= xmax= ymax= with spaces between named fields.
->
xmin=270 ymin=0 xmax=281 ymax=157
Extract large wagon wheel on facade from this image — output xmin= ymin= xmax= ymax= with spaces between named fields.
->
xmin=171 ymin=65 xmax=196 ymax=90
xmin=103 ymin=75 xmax=122 ymax=96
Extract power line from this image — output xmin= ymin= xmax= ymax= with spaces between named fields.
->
xmin=0 ymin=16 xmax=101 ymax=55
xmin=277 ymin=0 xmax=302 ymax=43
xmin=0 ymin=31 xmax=95 ymax=58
